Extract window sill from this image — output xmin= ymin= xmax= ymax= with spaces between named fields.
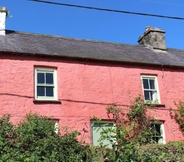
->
xmin=145 ymin=103 xmax=165 ymax=108
xmin=33 ymin=100 xmax=61 ymax=104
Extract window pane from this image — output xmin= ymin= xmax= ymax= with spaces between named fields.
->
xmin=92 ymin=123 xmax=114 ymax=147
xmin=152 ymin=137 xmax=160 ymax=143
xmin=46 ymin=87 xmax=54 ymax=97
xmin=46 ymin=73 xmax=53 ymax=84
xmin=152 ymin=91 xmax=157 ymax=101
xmin=144 ymin=91 xmax=150 ymax=100
xmin=149 ymin=79 xmax=155 ymax=89
xmin=155 ymin=124 xmax=161 ymax=135
xmin=143 ymin=79 xmax=149 ymax=89
xmin=151 ymin=124 xmax=163 ymax=143
xmin=37 ymin=86 xmax=45 ymax=96
xmin=37 ymin=73 xmax=45 ymax=84
xmin=149 ymin=91 xmax=154 ymax=101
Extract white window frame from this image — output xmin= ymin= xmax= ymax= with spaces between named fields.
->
xmin=141 ymin=75 xmax=160 ymax=104
xmin=54 ymin=120 xmax=59 ymax=134
xmin=91 ymin=121 xmax=116 ymax=147
xmin=150 ymin=122 xmax=166 ymax=144
xmin=35 ymin=67 xmax=58 ymax=101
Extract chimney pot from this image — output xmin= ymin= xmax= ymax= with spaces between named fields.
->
xmin=145 ymin=26 xmax=150 ymax=31
xmin=0 ymin=6 xmax=8 ymax=35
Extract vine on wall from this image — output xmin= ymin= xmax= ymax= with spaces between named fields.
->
xmin=96 ymin=96 xmax=158 ymax=161
xmin=171 ymin=101 xmax=184 ymax=134
xmin=106 ymin=96 xmax=156 ymax=144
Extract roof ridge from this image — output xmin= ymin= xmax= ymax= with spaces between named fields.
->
xmin=167 ymin=47 xmax=184 ymax=52
xmin=5 ymin=29 xmax=139 ymax=47
xmin=1 ymin=29 xmax=184 ymax=68
xmin=5 ymin=30 xmax=184 ymax=51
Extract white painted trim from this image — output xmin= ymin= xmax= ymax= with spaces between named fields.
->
xmin=151 ymin=121 xmax=166 ymax=144
xmin=141 ymin=75 xmax=161 ymax=104
xmin=160 ymin=122 xmax=166 ymax=144
xmin=34 ymin=67 xmax=58 ymax=101
xmin=54 ymin=120 xmax=59 ymax=134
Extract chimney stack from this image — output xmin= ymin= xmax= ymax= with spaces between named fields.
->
xmin=138 ymin=27 xmax=166 ymax=51
xmin=0 ymin=7 xmax=8 ymax=35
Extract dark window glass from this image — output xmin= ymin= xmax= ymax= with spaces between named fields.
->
xmin=150 ymin=124 xmax=162 ymax=143
xmin=152 ymin=137 xmax=162 ymax=143
xmin=37 ymin=73 xmax=45 ymax=84
xmin=144 ymin=91 xmax=150 ymax=100
xmin=46 ymin=87 xmax=54 ymax=97
xmin=46 ymin=73 xmax=53 ymax=84
xmin=155 ymin=124 xmax=161 ymax=136
xmin=151 ymin=124 xmax=161 ymax=135
xmin=149 ymin=79 xmax=155 ymax=89
xmin=37 ymin=87 xmax=45 ymax=96
xmin=143 ymin=79 xmax=149 ymax=89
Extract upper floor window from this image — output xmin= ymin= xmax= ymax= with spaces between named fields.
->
xmin=141 ymin=76 xmax=160 ymax=103
xmin=35 ymin=67 xmax=57 ymax=101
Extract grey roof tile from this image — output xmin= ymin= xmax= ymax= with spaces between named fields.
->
xmin=1 ymin=30 xmax=184 ymax=67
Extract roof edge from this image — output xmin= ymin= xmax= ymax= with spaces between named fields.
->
xmin=1 ymin=50 xmax=184 ymax=69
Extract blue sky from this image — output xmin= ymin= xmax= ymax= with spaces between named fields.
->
xmin=1 ymin=0 xmax=184 ymax=49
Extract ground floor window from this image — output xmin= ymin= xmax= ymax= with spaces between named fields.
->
xmin=150 ymin=122 xmax=165 ymax=144
xmin=91 ymin=121 xmax=115 ymax=147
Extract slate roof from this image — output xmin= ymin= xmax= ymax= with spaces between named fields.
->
xmin=1 ymin=30 xmax=184 ymax=67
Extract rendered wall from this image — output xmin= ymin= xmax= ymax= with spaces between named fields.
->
xmin=0 ymin=54 xmax=184 ymax=143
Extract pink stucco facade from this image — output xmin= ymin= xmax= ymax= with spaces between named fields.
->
xmin=1 ymin=53 xmax=184 ymax=143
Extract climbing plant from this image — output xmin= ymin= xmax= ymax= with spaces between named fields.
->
xmin=97 ymin=96 xmax=157 ymax=161
xmin=106 ymin=96 xmax=156 ymax=144
xmin=171 ymin=101 xmax=184 ymax=134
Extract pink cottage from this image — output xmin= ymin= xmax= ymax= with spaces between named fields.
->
xmin=1 ymin=7 xmax=184 ymax=145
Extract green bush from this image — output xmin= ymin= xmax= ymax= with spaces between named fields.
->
xmin=0 ymin=113 xmax=93 ymax=162
xmin=139 ymin=142 xmax=184 ymax=162
xmin=0 ymin=115 xmax=16 ymax=161
xmin=91 ymin=142 xmax=184 ymax=162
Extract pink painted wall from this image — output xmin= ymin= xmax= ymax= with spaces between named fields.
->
xmin=1 ymin=54 xmax=184 ymax=143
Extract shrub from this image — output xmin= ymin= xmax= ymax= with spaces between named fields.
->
xmin=139 ymin=142 xmax=184 ymax=162
xmin=0 ymin=115 xmax=16 ymax=161
xmin=0 ymin=113 xmax=93 ymax=162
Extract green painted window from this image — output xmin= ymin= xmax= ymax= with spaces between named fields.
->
xmin=91 ymin=122 xmax=115 ymax=147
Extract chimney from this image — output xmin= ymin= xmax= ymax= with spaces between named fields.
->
xmin=138 ymin=26 xmax=166 ymax=51
xmin=0 ymin=7 xmax=8 ymax=35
